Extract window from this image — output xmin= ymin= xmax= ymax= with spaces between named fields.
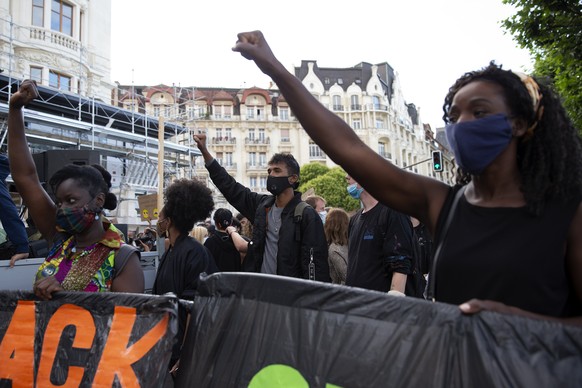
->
xmin=51 ymin=1 xmax=73 ymax=36
xmin=352 ymin=119 xmax=362 ymax=130
xmin=258 ymin=128 xmax=265 ymax=142
xmin=246 ymin=107 xmax=254 ymax=119
xmin=49 ymin=70 xmax=71 ymax=91
xmin=153 ymin=105 xmax=160 ymax=117
xmin=338 ymin=78 xmax=343 ymax=85
xmin=216 ymin=128 xmax=223 ymax=139
xmin=375 ymin=118 xmax=385 ymax=129
xmin=225 ymin=152 xmax=233 ymax=166
xmin=309 ymin=141 xmax=325 ymax=159
xmin=259 ymin=176 xmax=267 ymax=189
xmin=324 ymin=77 xmax=330 ymax=85
xmin=281 ymin=128 xmax=290 ymax=142
xmin=164 ymin=105 xmax=171 ymax=118
xmin=225 ymin=128 xmax=232 ymax=139
xmin=332 ymin=95 xmax=342 ymax=111
xmin=248 ymin=152 xmax=257 ymax=166
xmin=351 ymin=95 xmax=361 ymax=110
xmin=32 ymin=0 xmax=44 ymax=27
xmin=373 ymin=95 xmax=381 ymax=109
xmin=224 ymin=105 xmax=232 ymax=119
xmin=279 ymin=107 xmax=289 ymax=121
xmin=30 ymin=66 xmax=42 ymax=84
xmin=216 ymin=152 xmax=224 ymax=165
xmin=250 ymin=177 xmax=257 ymax=189
xmin=248 ymin=128 xmax=255 ymax=141
xmin=378 ymin=142 xmax=386 ymax=157
xmin=259 ymin=152 xmax=267 ymax=166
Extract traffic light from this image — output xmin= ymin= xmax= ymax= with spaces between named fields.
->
xmin=432 ymin=150 xmax=443 ymax=172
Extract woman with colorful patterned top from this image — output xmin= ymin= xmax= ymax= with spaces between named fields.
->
xmin=8 ymin=80 xmax=144 ymax=299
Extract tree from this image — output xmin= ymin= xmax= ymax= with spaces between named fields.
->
xmin=502 ymin=0 xmax=582 ymax=130
xmin=299 ymin=164 xmax=360 ymax=212
xmin=300 ymin=163 xmax=330 ymax=185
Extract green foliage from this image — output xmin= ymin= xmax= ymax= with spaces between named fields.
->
xmin=502 ymin=0 xmax=582 ymax=130
xmin=299 ymin=164 xmax=360 ymax=212
xmin=300 ymin=163 xmax=330 ymax=184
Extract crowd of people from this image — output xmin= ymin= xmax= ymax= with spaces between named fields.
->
xmin=1 ymin=29 xmax=581 ymax=383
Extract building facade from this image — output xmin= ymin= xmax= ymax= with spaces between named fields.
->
xmin=0 ymin=0 xmax=114 ymax=102
xmin=0 ymin=0 xmax=195 ymax=229
xmin=116 ymin=61 xmax=453 ymax=209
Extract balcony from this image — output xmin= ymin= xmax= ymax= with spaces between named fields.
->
xmin=379 ymin=151 xmax=392 ymax=160
xmin=245 ymin=137 xmax=270 ymax=145
xmin=210 ymin=137 xmax=236 ymax=145
xmin=29 ymin=27 xmax=82 ymax=55
xmin=224 ymin=163 xmax=237 ymax=172
xmin=332 ymin=105 xmax=344 ymax=111
xmin=351 ymin=104 xmax=362 ymax=111
xmin=370 ymin=103 xmax=389 ymax=111
xmin=246 ymin=163 xmax=268 ymax=171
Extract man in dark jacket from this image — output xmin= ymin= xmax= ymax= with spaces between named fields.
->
xmin=194 ymin=133 xmax=330 ymax=282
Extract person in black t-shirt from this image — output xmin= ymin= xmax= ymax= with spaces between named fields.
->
xmin=345 ymin=175 xmax=417 ymax=297
xmin=204 ymin=208 xmax=242 ymax=272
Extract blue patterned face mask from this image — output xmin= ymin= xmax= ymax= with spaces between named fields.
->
xmin=445 ymin=113 xmax=513 ymax=175
xmin=347 ymin=183 xmax=364 ymax=200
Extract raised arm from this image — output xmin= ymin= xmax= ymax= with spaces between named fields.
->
xmin=232 ymin=31 xmax=450 ymax=231
xmin=8 ymin=81 xmax=57 ymax=241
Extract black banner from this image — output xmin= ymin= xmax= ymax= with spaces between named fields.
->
xmin=0 ymin=291 xmax=177 ymax=387
xmin=177 ymin=273 xmax=582 ymax=388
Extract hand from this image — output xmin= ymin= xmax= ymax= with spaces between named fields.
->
xmin=138 ymin=240 xmax=151 ymax=252
xmin=10 ymin=80 xmax=39 ymax=109
xmin=225 ymin=226 xmax=236 ymax=236
xmin=33 ymin=275 xmax=64 ymax=300
xmin=232 ymin=31 xmax=278 ymax=74
xmin=459 ymin=299 xmax=515 ymax=316
xmin=192 ymin=131 xmax=208 ymax=150
xmin=169 ymin=359 xmax=180 ymax=377
xmin=9 ymin=252 xmax=30 ymax=268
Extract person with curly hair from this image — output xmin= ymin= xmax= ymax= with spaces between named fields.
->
xmin=7 ymin=80 xmax=144 ymax=299
xmin=153 ymin=178 xmax=217 ymax=299
xmin=152 ymin=178 xmax=218 ymax=375
xmin=233 ymin=31 xmax=582 ymax=324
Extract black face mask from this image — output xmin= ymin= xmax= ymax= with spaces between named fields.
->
xmin=266 ymin=175 xmax=293 ymax=196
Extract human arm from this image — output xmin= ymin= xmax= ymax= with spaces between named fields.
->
xmin=232 ymin=31 xmax=450 ymax=233
xmin=459 ymin=202 xmax=582 ymax=326
xmin=225 ymin=226 xmax=249 ymax=255
xmin=0 ymin=155 xmax=30 ymax=266
xmin=382 ymin=209 xmax=415 ymax=295
xmin=202 ymin=151 xmax=265 ymax=224
xmin=8 ymin=80 xmax=57 ymax=241
xmin=111 ymin=252 xmax=145 ymax=293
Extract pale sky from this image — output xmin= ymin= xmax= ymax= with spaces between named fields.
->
xmin=110 ymin=0 xmax=533 ymax=130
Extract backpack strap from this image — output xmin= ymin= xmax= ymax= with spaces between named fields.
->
xmin=113 ymin=243 xmax=140 ymax=278
xmin=294 ymin=201 xmax=310 ymax=242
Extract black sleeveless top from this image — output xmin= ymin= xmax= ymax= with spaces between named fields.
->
xmin=434 ymin=185 xmax=582 ymax=317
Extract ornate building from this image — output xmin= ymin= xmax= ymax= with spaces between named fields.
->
xmin=115 ymin=61 xmax=453 ymax=209
xmin=0 ymin=0 xmax=195 ymax=227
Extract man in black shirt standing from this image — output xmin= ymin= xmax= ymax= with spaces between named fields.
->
xmin=345 ymin=175 xmax=416 ymax=296
xmin=193 ymin=132 xmax=330 ymax=282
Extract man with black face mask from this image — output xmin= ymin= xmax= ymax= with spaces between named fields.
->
xmin=194 ymin=133 xmax=330 ymax=282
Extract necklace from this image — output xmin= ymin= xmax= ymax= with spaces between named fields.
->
xmin=270 ymin=206 xmax=281 ymax=233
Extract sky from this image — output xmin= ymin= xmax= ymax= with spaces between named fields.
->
xmin=110 ymin=0 xmax=533 ymax=130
